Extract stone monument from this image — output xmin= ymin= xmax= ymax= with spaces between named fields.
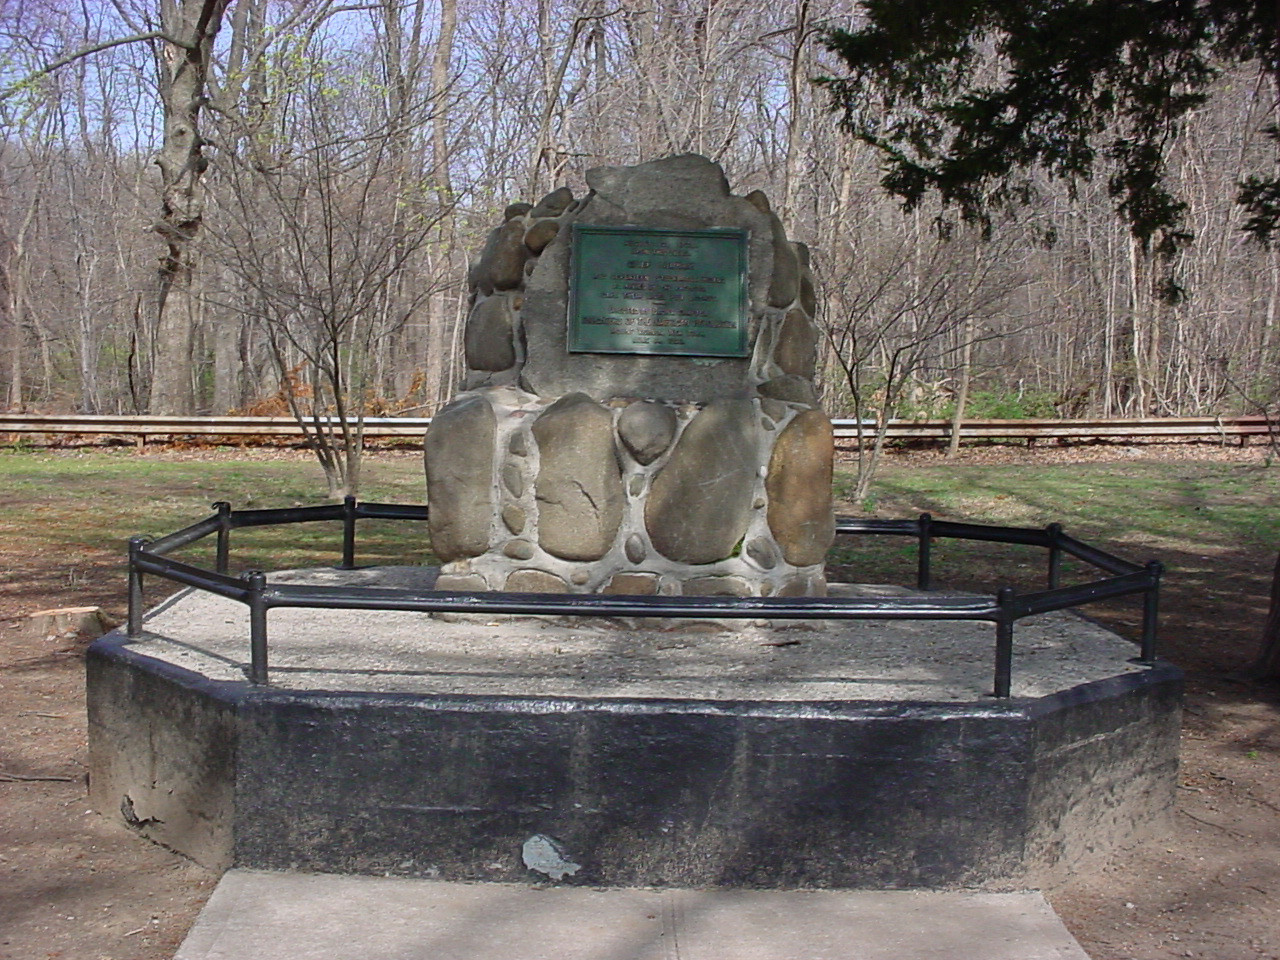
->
xmin=424 ymin=154 xmax=833 ymax=597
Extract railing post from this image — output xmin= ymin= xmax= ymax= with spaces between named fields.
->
xmin=127 ymin=536 xmax=147 ymax=638
xmin=214 ymin=501 xmax=231 ymax=575
xmin=917 ymin=513 xmax=933 ymax=591
xmin=993 ymin=586 xmax=1015 ymax=698
xmin=246 ymin=570 xmax=270 ymax=684
xmin=1137 ymin=560 xmax=1163 ymax=664
xmin=341 ymin=495 xmax=357 ymax=570
xmin=1046 ymin=522 xmax=1063 ymax=590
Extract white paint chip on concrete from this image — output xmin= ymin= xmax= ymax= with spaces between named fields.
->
xmin=173 ymin=870 xmax=1092 ymax=960
xmin=521 ymin=834 xmax=581 ymax=881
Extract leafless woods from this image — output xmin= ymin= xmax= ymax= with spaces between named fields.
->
xmin=1 ymin=0 xmax=1278 ymax=430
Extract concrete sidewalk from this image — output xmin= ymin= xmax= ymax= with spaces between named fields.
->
xmin=173 ymin=870 xmax=1091 ymax=960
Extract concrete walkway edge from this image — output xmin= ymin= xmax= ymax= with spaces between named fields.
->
xmin=173 ymin=870 xmax=1091 ymax=960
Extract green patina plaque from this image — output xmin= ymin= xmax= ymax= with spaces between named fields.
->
xmin=568 ymin=224 xmax=749 ymax=357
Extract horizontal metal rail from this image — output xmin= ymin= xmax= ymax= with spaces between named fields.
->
xmin=0 ymin=413 xmax=435 ymax=438
xmin=1 ymin=412 xmax=1272 ymax=444
xmin=145 ymin=515 xmax=224 ymax=555
xmin=1008 ymin=569 xmax=1158 ymax=618
xmin=125 ymin=501 xmax=1162 ymax=698
xmin=843 ymin=415 xmax=1273 ymax=441
xmin=834 ymin=516 xmax=1144 ymax=576
xmin=262 ymin=582 xmax=1000 ymax=620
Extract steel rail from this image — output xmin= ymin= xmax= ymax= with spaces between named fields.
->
xmin=261 ymin=582 xmax=1001 ymax=620
xmin=1 ymin=412 xmax=1272 ymax=444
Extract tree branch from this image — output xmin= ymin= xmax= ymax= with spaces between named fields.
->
xmin=0 ymin=30 xmax=195 ymax=102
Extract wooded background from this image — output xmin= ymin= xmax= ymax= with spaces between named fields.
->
xmin=2 ymin=0 xmax=1277 ymax=425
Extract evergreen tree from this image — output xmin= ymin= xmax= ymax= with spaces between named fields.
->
xmin=822 ymin=0 xmax=1280 ymax=677
xmin=820 ymin=0 xmax=1280 ymax=254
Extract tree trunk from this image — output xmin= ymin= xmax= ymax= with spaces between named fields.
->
xmin=1251 ymin=552 xmax=1280 ymax=679
xmin=782 ymin=0 xmax=811 ymax=227
xmin=148 ymin=0 xmax=229 ymax=414
xmin=947 ymin=317 xmax=975 ymax=458
xmin=429 ymin=0 xmax=457 ymax=206
xmin=1 ymin=242 xmax=24 ymax=410
xmin=211 ymin=311 xmax=241 ymax=413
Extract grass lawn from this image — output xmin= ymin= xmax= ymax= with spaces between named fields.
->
xmin=0 ymin=448 xmax=434 ymax=577
xmin=832 ymin=458 xmax=1280 ymax=600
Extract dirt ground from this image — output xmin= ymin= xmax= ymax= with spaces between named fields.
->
xmin=1 ymin=442 xmax=1278 ymax=960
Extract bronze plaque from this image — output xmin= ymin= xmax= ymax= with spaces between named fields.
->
xmin=568 ymin=225 xmax=749 ymax=357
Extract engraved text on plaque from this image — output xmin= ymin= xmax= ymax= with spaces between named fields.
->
xmin=568 ymin=225 xmax=749 ymax=357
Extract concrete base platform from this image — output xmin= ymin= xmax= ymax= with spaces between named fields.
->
xmin=174 ymin=870 xmax=1091 ymax=960
xmin=87 ymin=567 xmax=1182 ymax=889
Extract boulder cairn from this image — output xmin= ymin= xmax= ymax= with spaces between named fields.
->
xmin=425 ymin=154 xmax=833 ymax=597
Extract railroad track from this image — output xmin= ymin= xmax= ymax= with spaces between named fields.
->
xmin=0 ymin=412 xmax=1272 ymax=445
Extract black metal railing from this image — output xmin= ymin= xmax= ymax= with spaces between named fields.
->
xmin=125 ymin=500 xmax=1162 ymax=698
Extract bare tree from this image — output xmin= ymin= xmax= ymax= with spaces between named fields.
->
xmin=820 ymin=220 xmax=1027 ymax=503
xmin=147 ymin=0 xmax=231 ymax=414
xmin=210 ymin=35 xmax=451 ymax=497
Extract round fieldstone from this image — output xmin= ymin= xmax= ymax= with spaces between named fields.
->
xmin=767 ymin=212 xmax=800 ymax=308
xmin=682 ymin=575 xmax=754 ymax=597
xmin=603 ymin=573 xmax=659 ymax=595
xmin=625 ymin=534 xmax=646 ymax=563
xmin=530 ymin=186 xmax=574 ymax=218
xmin=645 ymin=399 xmax=759 ymax=564
xmin=774 ymin=308 xmax=819 ymax=380
xmin=505 ymin=569 xmax=569 ymax=593
xmin=525 ymin=219 xmax=560 ymax=254
xmin=758 ymin=375 xmax=818 ymax=406
xmin=617 ymin=400 xmax=678 ymax=465
xmin=503 ymin=539 xmax=535 ymax=560
xmin=799 ymin=272 xmax=816 ymax=317
xmin=795 ymin=241 xmax=810 ymax=269
xmin=508 ymin=431 xmax=528 ymax=457
xmin=744 ymin=537 xmax=780 ymax=569
xmin=766 ymin=409 xmax=835 ymax=567
xmin=504 ymin=202 xmax=533 ymax=221
xmin=502 ymin=462 xmax=524 ymax=498
xmin=434 ymin=573 xmax=489 ymax=592
xmin=501 ymin=504 xmax=526 ymax=534
xmin=477 ymin=219 xmax=528 ymax=292
xmin=586 ymin=155 xmax=730 ymax=202
xmin=424 ymin=394 xmax=496 ymax=562
xmin=779 ymin=574 xmax=827 ymax=597
xmin=464 ymin=296 xmax=516 ymax=372
xmin=760 ymin=398 xmax=788 ymax=423
xmin=532 ymin=393 xmax=625 ymax=561
xmin=744 ymin=189 xmax=771 ymax=215
xmin=628 ymin=476 xmax=645 ymax=497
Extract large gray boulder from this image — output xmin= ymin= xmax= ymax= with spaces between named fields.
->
xmin=617 ymin=401 xmax=678 ymax=466
xmin=472 ymin=219 xmax=528 ymax=293
xmin=766 ymin=409 xmax=835 ymax=566
xmin=464 ymin=295 xmax=516 ymax=372
xmin=645 ymin=399 xmax=758 ymax=563
xmin=774 ymin=308 xmax=819 ymax=380
xmin=532 ymin=393 xmax=625 ymax=561
xmin=424 ymin=395 xmax=496 ymax=562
